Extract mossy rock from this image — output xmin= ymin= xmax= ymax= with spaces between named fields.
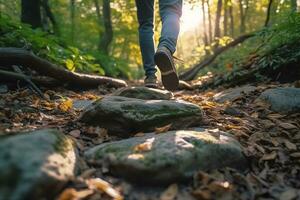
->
xmin=258 ymin=87 xmax=300 ymax=114
xmin=0 ymin=129 xmax=78 ymax=200
xmin=85 ymin=129 xmax=248 ymax=185
xmin=111 ymin=86 xmax=173 ymax=100
xmin=79 ymin=96 xmax=203 ymax=136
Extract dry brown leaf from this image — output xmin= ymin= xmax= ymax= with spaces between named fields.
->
xmin=279 ymin=122 xmax=298 ymax=130
xmin=261 ymin=151 xmax=277 ymax=161
xmin=155 ymin=124 xmax=172 ymax=134
xmin=87 ymin=178 xmax=123 ymax=200
xmin=69 ymin=130 xmax=81 ymax=138
xmin=284 ymin=140 xmax=297 ymax=151
xmin=160 ymin=184 xmax=178 ymax=200
xmin=57 ymin=188 xmax=94 ymax=200
xmin=133 ymin=138 xmax=154 ymax=152
xmin=58 ymin=99 xmax=73 ymax=112
xmin=134 ymin=132 xmax=145 ymax=137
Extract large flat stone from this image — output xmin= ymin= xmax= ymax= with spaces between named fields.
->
xmin=0 ymin=129 xmax=78 ymax=200
xmin=79 ymin=96 xmax=203 ymax=136
xmin=111 ymin=86 xmax=173 ymax=100
xmin=85 ymin=129 xmax=248 ymax=185
xmin=259 ymin=87 xmax=300 ymax=114
xmin=214 ymin=85 xmax=257 ymax=103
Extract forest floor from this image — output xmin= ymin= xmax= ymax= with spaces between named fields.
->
xmin=0 ymin=79 xmax=299 ymax=200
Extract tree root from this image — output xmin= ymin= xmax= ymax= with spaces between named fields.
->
xmin=179 ymin=33 xmax=255 ymax=81
xmin=0 ymin=48 xmax=127 ymax=89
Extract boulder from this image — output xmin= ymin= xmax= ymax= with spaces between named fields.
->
xmin=79 ymin=96 xmax=203 ymax=136
xmin=214 ymin=85 xmax=257 ymax=103
xmin=85 ymin=129 xmax=248 ymax=184
xmin=0 ymin=129 xmax=78 ymax=200
xmin=258 ymin=87 xmax=300 ymax=114
xmin=111 ymin=86 xmax=173 ymax=100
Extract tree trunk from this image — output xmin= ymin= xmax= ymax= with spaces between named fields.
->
xmin=265 ymin=0 xmax=273 ymax=27
xmin=41 ymin=0 xmax=60 ymax=35
xmin=291 ymin=0 xmax=297 ymax=12
xmin=99 ymin=0 xmax=113 ymax=55
xmin=214 ymin=0 xmax=223 ymax=38
xmin=70 ymin=0 xmax=76 ymax=43
xmin=229 ymin=0 xmax=234 ymax=37
xmin=207 ymin=0 xmax=213 ymax=43
xmin=202 ymin=0 xmax=209 ymax=46
xmin=223 ymin=0 xmax=229 ymax=36
xmin=21 ymin=0 xmax=42 ymax=28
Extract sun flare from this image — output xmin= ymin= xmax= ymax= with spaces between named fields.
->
xmin=180 ymin=3 xmax=202 ymax=33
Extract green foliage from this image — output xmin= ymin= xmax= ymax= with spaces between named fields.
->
xmin=201 ymin=11 xmax=300 ymax=77
xmin=0 ymin=15 xmax=119 ymax=77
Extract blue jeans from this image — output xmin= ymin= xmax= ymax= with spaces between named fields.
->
xmin=135 ymin=0 xmax=182 ymax=77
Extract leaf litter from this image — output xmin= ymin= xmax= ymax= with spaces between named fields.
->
xmin=0 ymin=82 xmax=299 ymax=200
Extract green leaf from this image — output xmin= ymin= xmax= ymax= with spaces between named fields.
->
xmin=65 ymin=59 xmax=75 ymax=71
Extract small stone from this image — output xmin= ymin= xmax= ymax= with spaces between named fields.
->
xmin=214 ymin=86 xmax=257 ymax=103
xmin=0 ymin=84 xmax=8 ymax=94
xmin=85 ymin=129 xmax=248 ymax=184
xmin=0 ymin=129 xmax=78 ymax=200
xmin=258 ymin=87 xmax=300 ymax=114
xmin=111 ymin=86 xmax=173 ymax=100
xmin=80 ymin=96 xmax=203 ymax=136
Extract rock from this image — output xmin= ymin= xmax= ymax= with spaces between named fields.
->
xmin=0 ymin=129 xmax=78 ymax=200
xmin=73 ymin=99 xmax=94 ymax=110
xmin=258 ymin=87 xmax=300 ymax=114
xmin=0 ymin=85 xmax=8 ymax=94
xmin=79 ymin=96 xmax=203 ymax=136
xmin=111 ymin=86 xmax=173 ymax=100
xmin=214 ymin=85 xmax=257 ymax=103
xmin=85 ymin=129 xmax=248 ymax=184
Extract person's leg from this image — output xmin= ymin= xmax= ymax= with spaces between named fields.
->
xmin=158 ymin=0 xmax=182 ymax=54
xmin=135 ymin=0 xmax=157 ymax=78
xmin=154 ymin=0 xmax=182 ymax=91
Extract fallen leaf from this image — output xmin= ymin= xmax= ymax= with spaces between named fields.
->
xmin=155 ymin=124 xmax=172 ymax=134
xmin=87 ymin=178 xmax=123 ymax=200
xmin=279 ymin=122 xmax=298 ymax=130
xmin=133 ymin=138 xmax=154 ymax=152
xmin=58 ymin=99 xmax=73 ymax=112
xmin=69 ymin=129 xmax=81 ymax=138
xmin=261 ymin=151 xmax=277 ymax=161
xmin=134 ymin=132 xmax=145 ymax=137
xmin=284 ymin=140 xmax=297 ymax=151
xmin=160 ymin=184 xmax=178 ymax=200
xmin=57 ymin=188 xmax=94 ymax=200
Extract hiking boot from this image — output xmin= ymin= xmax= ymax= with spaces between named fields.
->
xmin=144 ymin=75 xmax=158 ymax=88
xmin=154 ymin=46 xmax=179 ymax=91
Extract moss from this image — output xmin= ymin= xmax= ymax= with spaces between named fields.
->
xmin=53 ymin=132 xmax=73 ymax=157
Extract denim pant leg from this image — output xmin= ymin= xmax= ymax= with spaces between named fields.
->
xmin=158 ymin=0 xmax=183 ymax=54
xmin=135 ymin=0 xmax=157 ymax=77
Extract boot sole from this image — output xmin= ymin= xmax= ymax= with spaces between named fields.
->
xmin=154 ymin=51 xmax=179 ymax=91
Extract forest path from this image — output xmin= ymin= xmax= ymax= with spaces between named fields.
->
xmin=0 ymin=81 xmax=299 ymax=200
